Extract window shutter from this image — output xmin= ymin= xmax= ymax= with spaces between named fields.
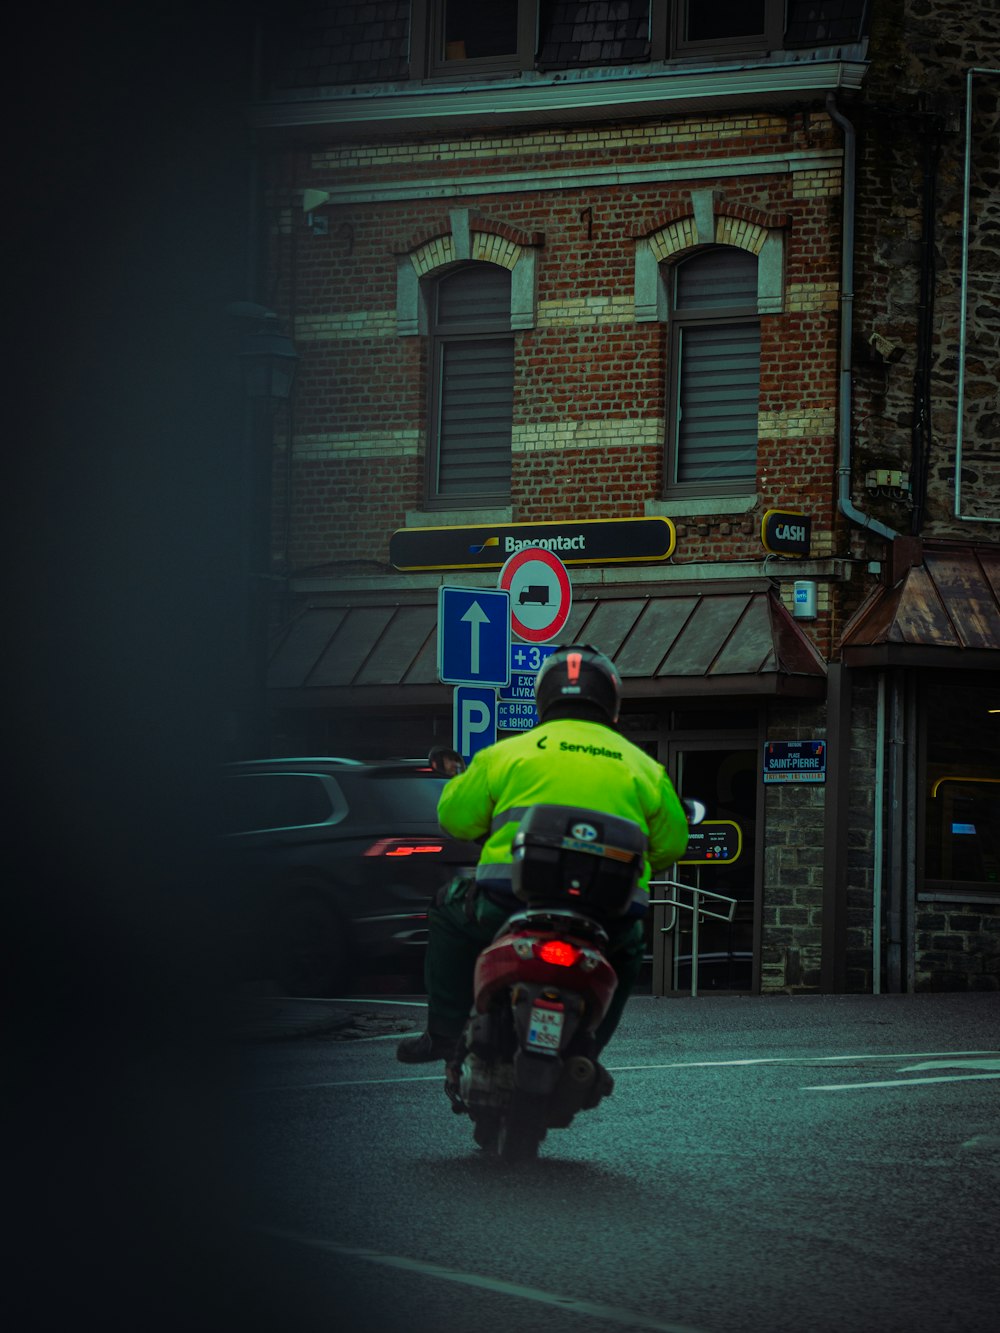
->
xmin=431 ymin=264 xmax=514 ymax=501
xmin=437 ymin=338 xmax=514 ymax=494
xmin=676 ymin=324 xmax=760 ymax=483
xmin=668 ymin=247 xmax=760 ymax=490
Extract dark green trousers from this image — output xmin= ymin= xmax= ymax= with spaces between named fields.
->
xmin=423 ymin=878 xmax=645 ymax=1052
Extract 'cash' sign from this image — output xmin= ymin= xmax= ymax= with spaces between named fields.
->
xmin=761 ymin=509 xmax=812 ymax=558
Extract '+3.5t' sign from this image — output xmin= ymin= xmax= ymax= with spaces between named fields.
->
xmin=510 ymin=643 xmax=556 ymax=675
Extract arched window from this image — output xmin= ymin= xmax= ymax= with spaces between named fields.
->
xmin=427 ymin=264 xmax=513 ymax=505
xmin=666 ymin=247 xmax=760 ymax=495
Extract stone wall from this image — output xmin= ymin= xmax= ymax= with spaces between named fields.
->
xmin=915 ymin=900 xmax=1000 ymax=991
xmin=852 ymin=0 xmax=1000 ymax=535
xmin=760 ymin=700 xmax=828 ymax=992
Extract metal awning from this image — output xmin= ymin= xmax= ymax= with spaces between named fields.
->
xmin=839 ymin=543 xmax=1000 ymax=668
xmin=268 ymin=581 xmax=826 ymax=707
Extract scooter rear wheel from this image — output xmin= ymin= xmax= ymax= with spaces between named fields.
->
xmin=497 ymin=1094 xmax=547 ymax=1163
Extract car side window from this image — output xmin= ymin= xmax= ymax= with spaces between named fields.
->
xmin=220 ymin=774 xmax=347 ymax=833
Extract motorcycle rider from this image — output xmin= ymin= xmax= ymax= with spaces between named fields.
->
xmin=397 ymin=644 xmax=689 ymax=1064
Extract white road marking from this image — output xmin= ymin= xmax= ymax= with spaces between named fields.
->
xmin=356 ymin=1030 xmax=427 ymax=1042
xmin=611 ymin=1050 xmax=999 ymax=1072
xmin=804 ymin=1073 xmax=1000 ymax=1091
xmin=899 ymin=1058 xmax=1000 ymax=1072
xmin=804 ymin=1054 xmax=1000 ymax=1091
xmin=255 ymin=1049 xmax=999 ymax=1093
xmin=258 ymin=1228 xmax=707 ymax=1333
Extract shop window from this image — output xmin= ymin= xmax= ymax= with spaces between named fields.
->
xmin=412 ymin=0 xmax=538 ymax=77
xmin=926 ymin=779 xmax=1000 ymax=888
xmin=665 ymin=247 xmax=760 ymax=495
xmin=426 ymin=263 xmax=514 ymax=505
xmin=924 ymin=680 xmax=1000 ymax=892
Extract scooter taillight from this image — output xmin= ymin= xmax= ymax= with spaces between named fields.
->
xmin=535 ymin=939 xmax=580 ymax=967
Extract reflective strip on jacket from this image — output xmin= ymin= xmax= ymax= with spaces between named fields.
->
xmin=436 ymin=718 xmax=690 ymax=903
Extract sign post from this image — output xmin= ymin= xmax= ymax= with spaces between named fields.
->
xmin=437 ymin=585 xmax=508 ymax=760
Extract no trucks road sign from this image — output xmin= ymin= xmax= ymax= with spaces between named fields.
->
xmin=498 ymin=547 xmax=572 ymax=644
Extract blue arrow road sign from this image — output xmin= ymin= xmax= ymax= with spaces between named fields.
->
xmin=454 ymin=686 xmax=497 ymax=761
xmin=438 ymin=586 xmax=511 ymax=686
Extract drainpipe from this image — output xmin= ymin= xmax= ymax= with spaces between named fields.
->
xmin=826 ymin=94 xmax=899 ymax=546
xmin=826 ymin=94 xmax=897 ymax=999
xmin=910 ymin=124 xmax=939 ymax=534
xmin=872 ymin=674 xmax=885 ymax=993
xmin=885 ymin=671 xmax=906 ymax=992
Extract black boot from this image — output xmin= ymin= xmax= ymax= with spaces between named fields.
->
xmin=395 ymin=1031 xmax=458 ymax=1063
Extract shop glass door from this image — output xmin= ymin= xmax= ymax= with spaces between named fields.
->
xmin=664 ymin=745 xmax=758 ymax=991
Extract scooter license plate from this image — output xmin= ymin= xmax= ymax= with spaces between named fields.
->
xmin=526 ymin=1002 xmax=564 ymax=1054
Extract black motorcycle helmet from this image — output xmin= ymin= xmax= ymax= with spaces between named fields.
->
xmin=534 ymin=643 xmax=622 ymax=725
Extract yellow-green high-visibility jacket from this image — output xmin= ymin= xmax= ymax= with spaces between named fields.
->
xmin=437 ymin=718 xmax=689 ymax=911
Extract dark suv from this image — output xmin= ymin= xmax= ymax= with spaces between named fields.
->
xmin=216 ymin=757 xmax=479 ymax=995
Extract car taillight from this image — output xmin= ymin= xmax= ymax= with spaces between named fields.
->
xmin=535 ymin=939 xmax=581 ymax=967
xmin=364 ymin=838 xmax=445 ymax=857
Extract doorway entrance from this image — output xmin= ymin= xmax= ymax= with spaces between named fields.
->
xmin=654 ymin=744 xmax=759 ymax=992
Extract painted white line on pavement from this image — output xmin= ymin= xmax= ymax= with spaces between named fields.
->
xmin=899 ymin=1058 xmax=1000 ymax=1072
xmin=255 ymin=1049 xmax=1000 ymax=1093
xmin=357 ymin=1030 xmax=427 ymax=1042
xmin=609 ymin=1049 xmax=999 ymax=1072
xmin=961 ymin=1135 xmax=1000 ymax=1150
xmin=258 ymin=1228 xmax=707 ymax=1333
xmin=804 ymin=1054 xmax=1000 ymax=1091
xmin=803 ymin=1073 xmax=1000 ymax=1091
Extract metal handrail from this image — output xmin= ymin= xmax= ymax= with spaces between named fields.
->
xmin=648 ymin=878 xmax=738 ymax=998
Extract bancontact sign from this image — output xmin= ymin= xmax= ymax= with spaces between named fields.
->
xmin=389 ymin=517 xmax=676 ymax=571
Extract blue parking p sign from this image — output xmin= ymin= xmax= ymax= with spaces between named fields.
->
xmin=454 ymin=686 xmax=497 ymax=762
xmin=437 ymin=586 xmax=511 ymax=687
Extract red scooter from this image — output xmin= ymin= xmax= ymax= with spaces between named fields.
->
xmin=443 ymin=799 xmax=651 ymax=1162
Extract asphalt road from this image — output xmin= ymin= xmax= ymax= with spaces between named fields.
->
xmin=223 ymin=993 xmax=1000 ymax=1333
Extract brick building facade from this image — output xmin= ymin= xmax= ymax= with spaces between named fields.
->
xmin=243 ymin=1 xmax=1000 ymax=994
